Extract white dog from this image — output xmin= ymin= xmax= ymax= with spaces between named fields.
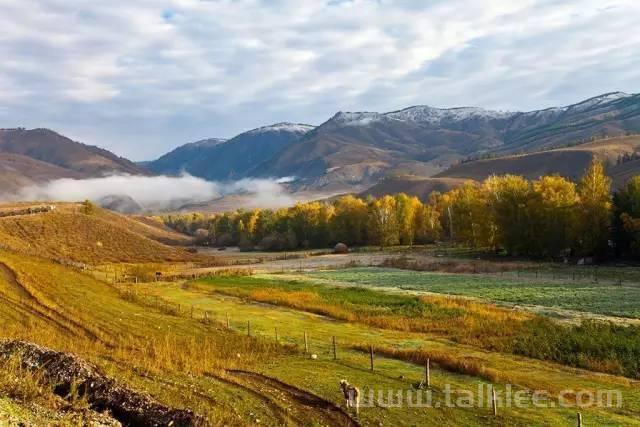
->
xmin=340 ymin=379 xmax=360 ymax=415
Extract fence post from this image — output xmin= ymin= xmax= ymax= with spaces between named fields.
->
xmin=332 ymin=336 xmax=337 ymax=360
xmin=426 ymin=358 xmax=430 ymax=388
xmin=491 ymin=386 xmax=497 ymax=416
xmin=247 ymin=320 xmax=251 ymax=337
xmin=304 ymin=332 xmax=309 ymax=353
xmin=190 ymin=305 xmax=193 ymax=319
xmin=369 ymin=345 xmax=374 ymax=371
xmin=577 ymin=412 xmax=582 ymax=427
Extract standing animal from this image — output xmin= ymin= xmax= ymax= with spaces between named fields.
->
xmin=339 ymin=379 xmax=360 ymax=414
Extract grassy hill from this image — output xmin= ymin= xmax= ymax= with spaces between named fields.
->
xmin=0 ymin=203 xmax=195 ymax=264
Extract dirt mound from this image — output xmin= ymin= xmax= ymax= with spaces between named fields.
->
xmin=0 ymin=340 xmax=203 ymax=426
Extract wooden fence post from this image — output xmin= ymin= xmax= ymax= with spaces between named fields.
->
xmin=304 ymin=332 xmax=309 ymax=353
xmin=577 ymin=412 xmax=582 ymax=427
xmin=332 ymin=336 xmax=337 ymax=360
xmin=491 ymin=386 xmax=497 ymax=416
xmin=426 ymin=358 xmax=430 ymax=388
xmin=369 ymin=345 xmax=374 ymax=371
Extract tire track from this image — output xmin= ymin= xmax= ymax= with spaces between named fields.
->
xmin=227 ymin=369 xmax=360 ymax=427
xmin=0 ymin=261 xmax=107 ymax=344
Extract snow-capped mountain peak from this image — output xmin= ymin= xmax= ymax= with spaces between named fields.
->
xmin=247 ymin=122 xmax=315 ymax=135
xmin=190 ymin=137 xmax=227 ymax=148
xmin=331 ymin=105 xmax=517 ymax=127
xmin=386 ymin=105 xmax=517 ymax=123
xmin=568 ymin=92 xmax=632 ymax=112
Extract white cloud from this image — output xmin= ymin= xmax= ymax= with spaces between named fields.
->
xmin=0 ymin=0 xmax=639 ymax=159
xmin=7 ymin=174 xmax=295 ymax=212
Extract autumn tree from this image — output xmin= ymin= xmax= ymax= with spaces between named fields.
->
xmin=613 ymin=176 xmax=640 ymax=257
xmin=395 ymin=193 xmax=422 ymax=246
xmin=483 ymin=175 xmax=531 ymax=254
xmin=331 ymin=195 xmax=368 ymax=245
xmin=414 ymin=202 xmax=441 ymax=243
xmin=576 ymin=160 xmax=612 ymax=257
xmin=530 ymin=175 xmax=578 ymax=257
xmin=368 ymin=195 xmax=399 ymax=248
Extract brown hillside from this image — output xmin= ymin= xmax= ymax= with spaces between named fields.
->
xmin=0 ymin=128 xmax=148 ymax=176
xmin=0 ymin=203 xmax=195 ymax=264
xmin=0 ymin=153 xmax=86 ymax=195
xmin=436 ymin=136 xmax=640 ymax=184
xmin=361 ymin=176 xmax=468 ymax=201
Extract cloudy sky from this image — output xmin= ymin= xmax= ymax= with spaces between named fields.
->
xmin=1 ymin=0 xmax=639 ymax=160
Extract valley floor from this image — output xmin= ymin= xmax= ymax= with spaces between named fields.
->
xmin=2 ymin=246 xmax=640 ymax=425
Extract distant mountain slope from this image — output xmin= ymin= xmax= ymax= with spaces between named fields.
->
xmin=436 ymin=135 xmax=640 ymax=187
xmin=0 ymin=153 xmax=86 ymax=194
xmin=361 ymin=175 xmax=468 ymax=201
xmin=147 ymin=123 xmax=314 ymax=180
xmin=254 ymin=92 xmax=640 ymax=191
xmin=0 ymin=128 xmax=147 ymax=176
xmin=145 ymin=137 xmax=226 ymax=175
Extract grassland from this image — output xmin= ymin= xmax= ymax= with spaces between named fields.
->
xmin=3 ymin=203 xmax=640 ymax=425
xmin=138 ymin=278 xmax=640 ymax=426
xmin=307 ymin=267 xmax=640 ymax=319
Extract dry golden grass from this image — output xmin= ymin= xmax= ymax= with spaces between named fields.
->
xmin=351 ymin=343 xmax=501 ymax=383
xmin=0 ymin=203 xmax=196 ymax=264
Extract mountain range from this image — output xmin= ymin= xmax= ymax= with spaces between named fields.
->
xmin=2 ymin=91 xmax=640 ymax=204
xmin=148 ymin=91 xmax=640 ymax=191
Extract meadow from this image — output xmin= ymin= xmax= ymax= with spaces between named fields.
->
xmin=137 ymin=278 xmax=640 ymax=426
xmin=307 ymin=267 xmax=640 ymax=319
xmin=3 ymin=204 xmax=640 ymax=425
xmin=187 ymin=273 xmax=640 ymax=378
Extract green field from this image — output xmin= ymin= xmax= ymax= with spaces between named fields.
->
xmin=305 ymin=267 xmax=640 ymax=318
xmin=141 ymin=279 xmax=640 ymax=426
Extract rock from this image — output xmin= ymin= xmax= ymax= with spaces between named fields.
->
xmin=334 ymin=243 xmax=349 ymax=254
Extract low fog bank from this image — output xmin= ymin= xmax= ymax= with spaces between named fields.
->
xmin=2 ymin=174 xmax=297 ymax=213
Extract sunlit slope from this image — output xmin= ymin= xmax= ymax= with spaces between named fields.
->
xmin=437 ymin=135 xmax=640 ymax=185
xmin=0 ymin=203 xmax=194 ymax=264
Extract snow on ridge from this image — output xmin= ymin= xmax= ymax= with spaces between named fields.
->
xmin=386 ymin=106 xmax=517 ymax=123
xmin=190 ymin=137 xmax=227 ymax=147
xmin=247 ymin=122 xmax=315 ymax=134
xmin=332 ymin=111 xmax=384 ymax=126
xmin=331 ymin=92 xmax=635 ymax=127
xmin=332 ymin=106 xmax=516 ymax=127
xmin=568 ymin=92 xmax=632 ymax=111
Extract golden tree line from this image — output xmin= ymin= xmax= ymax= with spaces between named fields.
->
xmin=163 ymin=160 xmax=640 ymax=258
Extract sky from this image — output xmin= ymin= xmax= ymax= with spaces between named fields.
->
xmin=1 ymin=0 xmax=639 ymax=161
